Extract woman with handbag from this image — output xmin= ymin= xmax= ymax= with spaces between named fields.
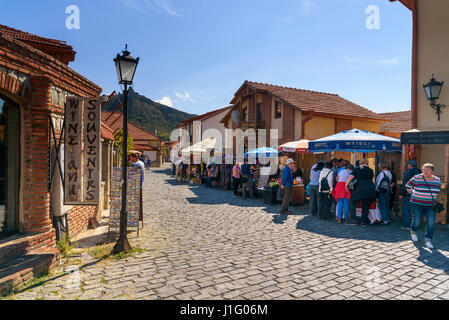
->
xmin=346 ymin=158 xmax=376 ymax=226
xmin=232 ymin=162 xmax=242 ymax=197
xmin=405 ymin=163 xmax=442 ymax=249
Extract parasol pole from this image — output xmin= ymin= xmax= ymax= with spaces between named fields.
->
xmin=353 ymin=151 xmax=357 ymax=166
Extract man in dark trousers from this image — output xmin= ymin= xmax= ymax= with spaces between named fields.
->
xmin=280 ymin=158 xmax=295 ymax=214
xmin=399 ymin=160 xmax=421 ymax=230
xmin=130 ymin=153 xmax=145 ymax=225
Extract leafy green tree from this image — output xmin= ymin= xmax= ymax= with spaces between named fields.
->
xmin=114 ymin=129 xmax=134 ymax=159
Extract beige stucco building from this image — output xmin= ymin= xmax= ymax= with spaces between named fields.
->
xmin=390 ymin=0 xmax=449 ymax=223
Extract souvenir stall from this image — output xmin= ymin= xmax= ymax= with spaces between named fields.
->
xmin=245 ymin=147 xmax=280 ymax=203
xmin=278 ymin=140 xmax=311 ymax=205
xmin=180 ymin=137 xmax=216 ymax=185
xmin=309 ymin=129 xmax=402 ymax=223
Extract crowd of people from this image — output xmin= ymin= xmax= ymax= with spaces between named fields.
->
xmin=285 ymin=157 xmax=441 ymax=249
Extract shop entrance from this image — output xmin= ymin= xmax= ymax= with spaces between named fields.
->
xmin=0 ymin=95 xmax=20 ymax=238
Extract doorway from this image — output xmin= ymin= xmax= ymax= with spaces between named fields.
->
xmin=0 ymin=95 xmax=20 ymax=237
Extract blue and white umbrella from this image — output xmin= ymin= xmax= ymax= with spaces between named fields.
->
xmin=244 ymin=147 xmax=280 ymax=158
xmin=308 ymin=129 xmax=401 ymax=153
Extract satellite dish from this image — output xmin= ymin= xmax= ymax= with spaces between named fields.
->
xmin=231 ymin=110 xmax=240 ymax=124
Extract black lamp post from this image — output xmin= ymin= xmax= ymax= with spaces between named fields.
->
xmin=423 ymin=75 xmax=446 ymax=121
xmin=112 ymin=45 xmax=139 ymax=254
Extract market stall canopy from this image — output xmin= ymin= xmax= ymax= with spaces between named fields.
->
xmin=309 ymin=129 xmax=401 ymax=153
xmin=245 ymin=147 xmax=280 ymax=158
xmin=180 ymin=137 xmax=216 ymax=153
xmin=278 ymin=140 xmax=311 ymax=153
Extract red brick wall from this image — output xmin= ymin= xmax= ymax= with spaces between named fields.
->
xmin=0 ymin=32 xmax=103 ymax=251
xmin=66 ymin=206 xmax=97 ymax=236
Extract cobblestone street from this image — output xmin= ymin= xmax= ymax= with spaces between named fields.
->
xmin=9 ymin=163 xmax=449 ymax=300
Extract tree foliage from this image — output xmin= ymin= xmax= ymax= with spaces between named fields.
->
xmin=114 ymin=129 xmax=134 ymax=158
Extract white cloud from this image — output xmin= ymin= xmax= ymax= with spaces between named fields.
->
xmin=142 ymin=0 xmax=182 ymax=17
xmin=175 ymin=91 xmax=196 ymax=103
xmin=120 ymin=0 xmax=148 ymax=12
xmin=121 ymin=0 xmax=182 ymax=17
xmin=345 ymin=56 xmax=400 ymax=66
xmin=156 ymin=96 xmax=174 ymax=107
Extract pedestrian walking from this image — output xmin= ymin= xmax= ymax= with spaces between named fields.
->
xmin=232 ymin=162 xmax=241 ymax=197
xmin=318 ymin=162 xmax=334 ymax=220
xmin=309 ymin=159 xmax=324 ymax=216
xmin=280 ymin=158 xmax=295 ymax=214
xmin=399 ymin=160 xmax=421 ymax=229
xmin=241 ymin=159 xmax=251 ymax=198
xmin=376 ymin=162 xmax=393 ymax=225
xmin=332 ymin=160 xmax=352 ymax=223
xmin=406 ymin=163 xmax=442 ymax=249
xmin=346 ymin=158 xmax=376 ymax=226
xmin=145 ymin=156 xmax=152 ymax=171
xmin=130 ymin=153 xmax=144 ymax=224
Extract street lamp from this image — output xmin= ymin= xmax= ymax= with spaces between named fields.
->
xmin=423 ymin=75 xmax=446 ymax=121
xmin=112 ymin=45 xmax=139 ymax=254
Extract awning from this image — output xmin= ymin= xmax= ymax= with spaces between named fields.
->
xmin=309 ymin=128 xmax=401 ymax=153
xmin=278 ymin=139 xmax=311 ymax=153
xmin=180 ymin=137 xmax=216 ymax=153
xmin=401 ymin=129 xmax=449 ymax=145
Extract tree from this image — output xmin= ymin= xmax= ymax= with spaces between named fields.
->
xmin=160 ymin=143 xmax=167 ymax=160
xmin=114 ymin=130 xmax=134 ymax=159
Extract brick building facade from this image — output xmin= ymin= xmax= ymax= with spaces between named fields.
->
xmin=0 ymin=24 xmax=107 ymax=291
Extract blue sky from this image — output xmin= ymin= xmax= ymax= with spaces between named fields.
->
xmin=1 ymin=0 xmax=412 ymax=115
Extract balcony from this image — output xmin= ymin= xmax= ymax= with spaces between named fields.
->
xmin=241 ymin=120 xmax=266 ymax=130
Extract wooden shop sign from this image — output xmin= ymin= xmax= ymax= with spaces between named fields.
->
xmin=64 ymin=97 xmax=101 ymax=205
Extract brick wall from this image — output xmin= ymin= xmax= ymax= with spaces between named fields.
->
xmin=66 ymin=206 xmax=98 ymax=236
xmin=0 ymin=32 xmax=103 ymax=252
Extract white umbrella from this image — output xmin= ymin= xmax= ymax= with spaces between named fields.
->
xmin=180 ymin=137 xmax=216 ymax=153
xmin=278 ymin=139 xmax=310 ymax=153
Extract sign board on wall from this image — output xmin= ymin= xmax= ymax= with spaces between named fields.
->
xmin=64 ymin=97 xmax=101 ymax=205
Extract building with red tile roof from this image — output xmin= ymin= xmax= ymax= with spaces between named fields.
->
xmin=0 ymin=24 xmax=76 ymax=64
xmin=0 ymin=23 xmax=117 ymax=292
xmin=103 ymin=111 xmax=163 ymax=166
xmin=221 ymin=80 xmax=389 ymax=145
xmin=379 ymin=110 xmax=412 ymax=138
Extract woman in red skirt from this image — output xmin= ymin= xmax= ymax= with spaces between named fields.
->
xmin=332 ymin=160 xmax=352 ymax=223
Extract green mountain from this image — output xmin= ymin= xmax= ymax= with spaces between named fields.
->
xmin=103 ymin=88 xmax=196 ymax=141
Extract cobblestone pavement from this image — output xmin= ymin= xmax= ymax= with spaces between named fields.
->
xmin=9 ymin=163 xmax=449 ymax=300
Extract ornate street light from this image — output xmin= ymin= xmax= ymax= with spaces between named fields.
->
xmin=112 ymin=45 xmax=139 ymax=254
xmin=423 ymin=75 xmax=446 ymax=121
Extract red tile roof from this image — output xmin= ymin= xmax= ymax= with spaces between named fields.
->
xmin=379 ymin=110 xmax=412 ymax=132
xmin=235 ymin=81 xmax=387 ymax=121
xmin=0 ymin=24 xmax=73 ymax=49
xmin=100 ymin=120 xmax=115 ymax=141
xmin=181 ymin=105 xmax=233 ymax=125
xmin=103 ymin=111 xmax=162 ymax=142
xmin=134 ymin=144 xmax=159 ymax=152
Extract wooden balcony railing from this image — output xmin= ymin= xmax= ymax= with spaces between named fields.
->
xmin=241 ymin=120 xmax=266 ymax=130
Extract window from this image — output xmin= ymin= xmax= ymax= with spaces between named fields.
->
xmin=256 ymin=103 xmax=262 ymax=121
xmin=242 ymin=107 xmax=248 ymax=122
xmin=274 ymin=101 xmax=282 ymax=119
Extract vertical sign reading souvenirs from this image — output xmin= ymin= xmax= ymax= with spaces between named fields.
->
xmin=83 ymin=99 xmax=101 ymax=203
xmin=64 ymin=97 xmax=101 ymax=205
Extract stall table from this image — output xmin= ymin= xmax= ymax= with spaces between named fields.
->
xmin=291 ymin=184 xmax=305 ymax=205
